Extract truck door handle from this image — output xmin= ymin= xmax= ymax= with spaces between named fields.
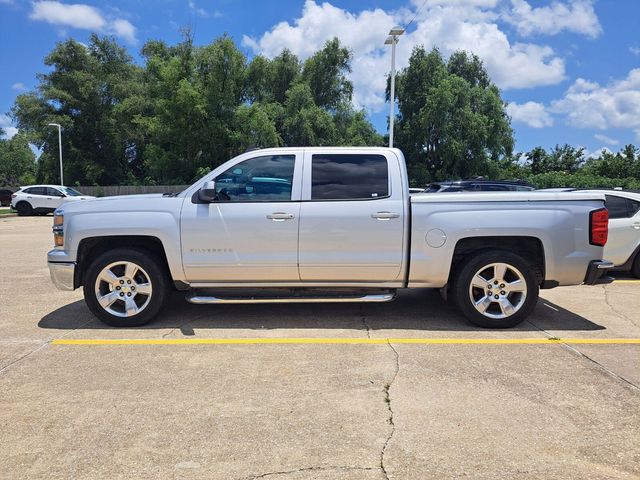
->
xmin=371 ymin=211 xmax=400 ymax=220
xmin=633 ymin=222 xmax=640 ymax=230
xmin=267 ymin=212 xmax=295 ymax=221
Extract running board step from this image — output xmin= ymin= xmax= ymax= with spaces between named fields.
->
xmin=186 ymin=292 xmax=396 ymax=305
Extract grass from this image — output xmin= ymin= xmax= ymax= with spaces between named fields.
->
xmin=0 ymin=207 xmax=16 ymax=217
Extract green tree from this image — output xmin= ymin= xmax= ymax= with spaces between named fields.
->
xmin=0 ymin=131 xmax=37 ymax=186
xmin=394 ymin=47 xmax=513 ymax=183
xmin=302 ymin=38 xmax=353 ymax=110
xmin=12 ymin=36 xmax=142 ymax=185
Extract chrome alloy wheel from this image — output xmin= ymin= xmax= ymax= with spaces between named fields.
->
xmin=94 ymin=261 xmax=153 ymax=318
xmin=468 ymin=262 xmax=527 ymax=319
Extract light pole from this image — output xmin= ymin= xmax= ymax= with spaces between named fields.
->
xmin=385 ymin=26 xmax=404 ymax=148
xmin=47 ymin=123 xmax=63 ymax=186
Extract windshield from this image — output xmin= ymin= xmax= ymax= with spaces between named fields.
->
xmin=60 ymin=187 xmax=84 ymax=196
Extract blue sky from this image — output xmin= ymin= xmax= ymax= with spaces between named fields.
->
xmin=1 ymin=0 xmax=639 ymax=156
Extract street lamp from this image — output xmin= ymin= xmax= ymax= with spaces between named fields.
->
xmin=47 ymin=123 xmax=63 ymax=186
xmin=385 ymin=26 xmax=404 ymax=148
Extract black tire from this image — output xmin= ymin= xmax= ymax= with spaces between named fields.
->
xmin=452 ymin=250 xmax=539 ymax=328
xmin=15 ymin=201 xmax=33 ymax=216
xmin=83 ymin=248 xmax=171 ymax=327
xmin=631 ymin=253 xmax=640 ymax=279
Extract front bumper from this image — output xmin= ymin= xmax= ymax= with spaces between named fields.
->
xmin=48 ymin=262 xmax=76 ymax=290
xmin=584 ymin=260 xmax=615 ymax=285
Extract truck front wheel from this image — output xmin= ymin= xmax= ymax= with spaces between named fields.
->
xmin=453 ymin=251 xmax=539 ymax=328
xmin=83 ymin=248 xmax=170 ymax=327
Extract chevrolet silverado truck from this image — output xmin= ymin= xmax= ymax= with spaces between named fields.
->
xmin=47 ymin=147 xmax=613 ymax=328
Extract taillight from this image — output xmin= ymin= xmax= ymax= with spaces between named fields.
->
xmin=589 ymin=208 xmax=608 ymax=246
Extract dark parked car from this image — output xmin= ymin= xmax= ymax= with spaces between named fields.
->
xmin=423 ymin=178 xmax=535 ymax=193
xmin=0 ymin=189 xmax=14 ymax=206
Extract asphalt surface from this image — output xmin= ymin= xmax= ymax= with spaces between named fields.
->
xmin=1 ymin=216 xmax=639 ymax=479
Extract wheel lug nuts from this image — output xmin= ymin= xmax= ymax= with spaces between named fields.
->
xmin=119 ymin=292 xmax=124 ymax=297
xmin=494 ymin=294 xmax=499 ymax=299
xmin=127 ymin=292 xmax=132 ymax=297
xmin=127 ymin=280 xmax=131 ymax=284
xmin=119 ymin=280 xmax=124 ymax=284
xmin=487 ymin=284 xmax=492 ymax=289
xmin=500 ymin=291 xmax=506 ymax=295
xmin=116 ymin=286 xmax=121 ymax=290
xmin=500 ymin=284 xmax=505 ymax=288
xmin=494 ymin=281 xmax=498 ymax=285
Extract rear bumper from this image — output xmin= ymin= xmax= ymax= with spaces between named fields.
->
xmin=584 ymin=260 xmax=615 ymax=285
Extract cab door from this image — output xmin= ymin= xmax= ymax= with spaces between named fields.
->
xmin=298 ymin=150 xmax=406 ymax=282
xmin=180 ymin=152 xmax=303 ymax=283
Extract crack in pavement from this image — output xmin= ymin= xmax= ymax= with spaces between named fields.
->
xmin=238 ymin=465 xmax=379 ymax=479
xmin=525 ymin=320 xmax=640 ymax=392
xmin=602 ymin=285 xmax=640 ymax=329
xmin=380 ymin=340 xmax=400 ymax=480
xmin=360 ymin=304 xmax=372 ymax=338
xmin=0 ymin=318 xmax=95 ymax=376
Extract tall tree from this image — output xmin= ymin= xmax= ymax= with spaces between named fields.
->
xmin=394 ymin=47 xmax=514 ymax=182
xmin=0 ymin=131 xmax=36 ymax=186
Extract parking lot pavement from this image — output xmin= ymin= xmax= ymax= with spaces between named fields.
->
xmin=1 ymin=216 xmax=639 ymax=479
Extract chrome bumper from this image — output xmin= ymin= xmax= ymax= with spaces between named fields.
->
xmin=48 ymin=262 xmax=76 ymax=291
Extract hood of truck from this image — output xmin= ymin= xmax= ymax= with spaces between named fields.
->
xmin=57 ymin=194 xmax=176 ymax=214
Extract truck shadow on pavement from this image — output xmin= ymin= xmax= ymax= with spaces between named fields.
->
xmin=39 ymin=289 xmax=605 ymax=332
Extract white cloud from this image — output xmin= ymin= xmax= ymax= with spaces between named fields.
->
xmin=0 ymin=114 xmax=18 ymax=139
xmin=29 ymin=1 xmax=137 ymax=43
xmin=243 ymin=0 xmax=568 ymax=113
xmin=593 ymin=133 xmax=619 ymax=146
xmin=11 ymin=82 xmax=26 ymax=91
xmin=110 ymin=18 xmax=136 ymax=44
xmin=551 ymin=69 xmax=640 ymax=134
xmin=505 ymin=0 xmax=601 ymax=38
xmin=188 ymin=1 xmax=221 ymax=18
xmin=506 ymin=101 xmax=553 ymax=128
xmin=630 ymin=46 xmax=640 ymax=56
xmin=584 ymin=146 xmax=612 ymax=159
xmin=30 ymin=1 xmax=106 ymax=29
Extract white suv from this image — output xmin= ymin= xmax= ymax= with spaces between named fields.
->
xmin=579 ymin=190 xmax=640 ymax=277
xmin=11 ymin=185 xmax=94 ymax=216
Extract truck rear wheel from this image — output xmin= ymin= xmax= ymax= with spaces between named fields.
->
xmin=83 ymin=248 xmax=170 ymax=327
xmin=453 ymin=250 xmax=539 ymax=328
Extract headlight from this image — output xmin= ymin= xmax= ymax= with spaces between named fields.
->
xmin=53 ymin=210 xmax=64 ymax=247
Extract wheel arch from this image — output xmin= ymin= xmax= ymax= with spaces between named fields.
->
xmin=448 ymin=236 xmax=546 ymax=287
xmin=75 ymin=236 xmax=175 ymax=289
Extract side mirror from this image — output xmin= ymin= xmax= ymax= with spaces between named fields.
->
xmin=198 ymin=180 xmax=217 ymax=202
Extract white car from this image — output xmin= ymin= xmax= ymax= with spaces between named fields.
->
xmin=577 ymin=190 xmax=640 ymax=278
xmin=11 ymin=185 xmax=95 ymax=216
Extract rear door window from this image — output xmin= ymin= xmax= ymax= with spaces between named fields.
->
xmin=311 ymin=154 xmax=389 ymax=200
xmin=626 ymin=198 xmax=640 ymax=217
xmin=605 ymin=195 xmax=630 ymax=219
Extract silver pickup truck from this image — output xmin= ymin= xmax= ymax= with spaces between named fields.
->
xmin=47 ymin=147 xmax=612 ymax=328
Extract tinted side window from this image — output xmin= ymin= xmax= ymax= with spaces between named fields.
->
xmin=480 ymin=184 xmax=510 ymax=191
xmin=605 ymin=195 xmax=630 ymax=219
xmin=626 ymin=198 xmax=640 ymax=217
xmin=311 ymin=154 xmax=388 ymax=200
xmin=27 ymin=187 xmax=47 ymax=195
xmin=47 ymin=187 xmax=63 ymax=196
xmin=214 ymin=155 xmax=295 ymax=202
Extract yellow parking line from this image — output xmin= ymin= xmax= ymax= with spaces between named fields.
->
xmin=611 ymin=280 xmax=640 ymax=284
xmin=52 ymin=338 xmax=640 ymax=346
